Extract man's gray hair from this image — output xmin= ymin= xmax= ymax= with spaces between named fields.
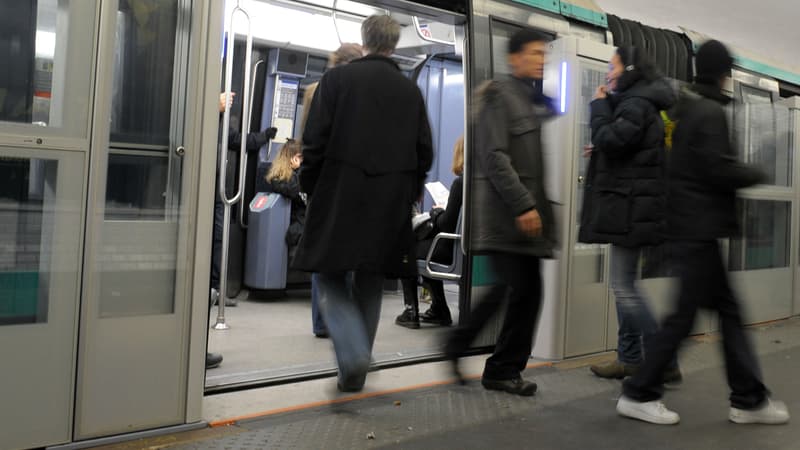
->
xmin=361 ymin=15 xmax=400 ymax=55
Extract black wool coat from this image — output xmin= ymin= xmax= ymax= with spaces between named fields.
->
xmin=292 ymin=55 xmax=433 ymax=277
xmin=579 ymin=78 xmax=676 ymax=247
xmin=666 ymin=83 xmax=764 ymax=240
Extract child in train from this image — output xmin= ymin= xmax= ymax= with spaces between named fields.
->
xmin=395 ymin=136 xmax=464 ymax=329
xmin=265 ymin=139 xmax=306 ymax=260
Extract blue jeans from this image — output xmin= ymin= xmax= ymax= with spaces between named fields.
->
xmin=317 ymin=271 xmax=384 ymax=390
xmin=310 ymin=273 xmax=327 ymax=335
xmin=610 ymin=245 xmax=675 ymax=368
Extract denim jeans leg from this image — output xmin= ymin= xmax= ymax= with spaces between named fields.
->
xmin=310 ymin=273 xmax=327 ymax=335
xmin=610 ymin=245 xmax=658 ymax=365
xmin=317 ymin=271 xmax=382 ymax=391
xmin=351 ymin=271 xmax=385 ymax=354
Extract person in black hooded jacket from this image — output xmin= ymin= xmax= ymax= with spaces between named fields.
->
xmin=617 ymin=40 xmax=789 ymax=426
xmin=580 ymin=47 xmax=681 ymax=382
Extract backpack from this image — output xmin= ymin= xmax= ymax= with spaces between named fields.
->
xmin=660 ymin=110 xmax=676 ymax=150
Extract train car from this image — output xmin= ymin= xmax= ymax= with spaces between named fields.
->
xmin=0 ymin=0 xmax=798 ymax=448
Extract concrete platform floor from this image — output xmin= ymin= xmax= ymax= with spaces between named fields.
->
xmin=101 ymin=317 xmax=800 ymax=449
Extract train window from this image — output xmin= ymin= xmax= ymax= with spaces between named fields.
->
xmin=733 ymin=85 xmax=792 ymax=187
xmin=109 ymin=0 xmax=179 ymax=146
xmin=0 ymin=0 xmax=95 ymax=137
xmin=729 ymin=199 xmax=791 ymax=271
xmin=0 ymin=157 xmax=59 ymax=325
xmin=104 ymin=153 xmax=168 ymax=220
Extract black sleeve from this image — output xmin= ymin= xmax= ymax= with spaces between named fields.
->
xmin=476 ymin=86 xmax=536 ymax=215
xmin=590 ymin=97 xmax=649 ymax=158
xmin=415 ymin=99 xmax=434 ymax=199
xmin=269 ymin=172 xmax=302 ymax=202
xmin=432 ymin=176 xmax=463 ymax=233
xmin=300 ymin=72 xmax=336 ymax=196
xmin=695 ymin=107 xmax=765 ymax=191
xmin=229 ymin=128 xmax=276 ymax=153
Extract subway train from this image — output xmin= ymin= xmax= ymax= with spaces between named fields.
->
xmin=1 ymin=0 xmax=798 ymax=448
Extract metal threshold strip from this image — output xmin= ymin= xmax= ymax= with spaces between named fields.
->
xmin=204 ymin=346 xmax=493 ymax=395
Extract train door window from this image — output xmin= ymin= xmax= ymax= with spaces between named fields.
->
xmin=0 ymin=156 xmax=59 ymax=325
xmin=0 ymin=0 xmax=95 ymax=137
xmin=734 ymin=84 xmax=792 ymax=187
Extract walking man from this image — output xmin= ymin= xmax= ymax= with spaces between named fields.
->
xmin=293 ymin=15 xmax=433 ymax=392
xmin=445 ymin=29 xmax=556 ymax=396
xmin=616 ymin=40 xmax=790 ymax=425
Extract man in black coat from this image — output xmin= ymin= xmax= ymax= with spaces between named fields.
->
xmin=617 ymin=40 xmax=789 ymax=425
xmin=294 ymin=15 xmax=433 ymax=392
xmin=444 ymin=29 xmax=555 ymax=396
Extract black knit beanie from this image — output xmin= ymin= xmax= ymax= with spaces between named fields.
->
xmin=695 ymin=40 xmax=733 ymax=85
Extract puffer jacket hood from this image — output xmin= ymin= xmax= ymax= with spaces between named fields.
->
xmin=611 ymin=78 xmax=676 ymax=111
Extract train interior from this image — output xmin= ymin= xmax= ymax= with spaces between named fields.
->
xmin=206 ymin=0 xmax=467 ymax=390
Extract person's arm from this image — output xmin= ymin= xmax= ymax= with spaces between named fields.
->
xmin=695 ymin=107 xmax=765 ymax=191
xmin=432 ymin=176 xmax=462 ymax=233
xmin=589 ymin=96 xmax=649 ymax=158
xmin=228 ymin=127 xmax=277 ymax=152
xmin=269 ymin=173 xmax=302 ymax=202
xmin=300 ymin=74 xmax=335 ymax=196
xmin=415 ymin=99 xmax=434 ymax=200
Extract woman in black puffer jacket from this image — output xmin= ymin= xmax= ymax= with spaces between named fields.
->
xmin=579 ymin=47 xmax=680 ymax=382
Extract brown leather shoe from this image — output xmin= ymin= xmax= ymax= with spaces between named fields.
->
xmin=590 ymin=360 xmax=640 ymax=379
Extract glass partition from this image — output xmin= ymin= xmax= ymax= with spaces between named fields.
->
xmin=0 ymin=156 xmax=58 ymax=325
xmin=733 ymin=84 xmax=792 ymax=187
xmin=0 ymin=0 xmax=95 ymax=137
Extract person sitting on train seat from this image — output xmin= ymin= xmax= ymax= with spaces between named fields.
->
xmin=395 ymin=135 xmax=464 ymax=329
xmin=298 ymin=42 xmax=363 ymax=339
xmin=578 ymin=47 xmax=682 ymax=384
xmin=265 ymin=139 xmax=306 ymax=260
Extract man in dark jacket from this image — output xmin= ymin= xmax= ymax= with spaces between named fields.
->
xmin=294 ymin=15 xmax=433 ymax=392
xmin=579 ymin=48 xmax=681 ymax=383
xmin=617 ymin=40 xmax=789 ymax=425
xmin=444 ymin=29 xmax=555 ymax=396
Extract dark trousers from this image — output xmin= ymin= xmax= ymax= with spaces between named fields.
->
xmin=210 ymin=200 xmax=224 ymax=293
xmin=447 ymin=252 xmax=542 ymax=380
xmin=623 ymin=240 xmax=768 ymax=409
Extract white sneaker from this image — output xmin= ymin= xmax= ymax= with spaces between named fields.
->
xmin=729 ymin=399 xmax=790 ymax=425
xmin=616 ymin=395 xmax=680 ymax=425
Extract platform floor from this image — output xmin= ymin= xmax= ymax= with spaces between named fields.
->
xmin=103 ymin=317 xmax=800 ymax=449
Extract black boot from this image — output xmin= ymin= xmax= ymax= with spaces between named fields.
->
xmin=420 ymin=279 xmax=452 ymax=325
xmin=396 ymin=278 xmax=420 ymax=329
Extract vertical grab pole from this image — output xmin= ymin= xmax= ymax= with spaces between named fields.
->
xmin=214 ymin=4 xmax=253 ymax=330
xmin=239 ymin=59 xmax=264 ymax=229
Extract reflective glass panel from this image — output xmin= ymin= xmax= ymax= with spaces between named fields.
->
xmin=0 ymin=0 xmax=94 ymax=136
xmin=0 ymin=156 xmax=57 ymax=325
xmin=733 ymin=85 xmax=792 ymax=186
xmin=96 ymin=0 xmax=180 ymax=317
